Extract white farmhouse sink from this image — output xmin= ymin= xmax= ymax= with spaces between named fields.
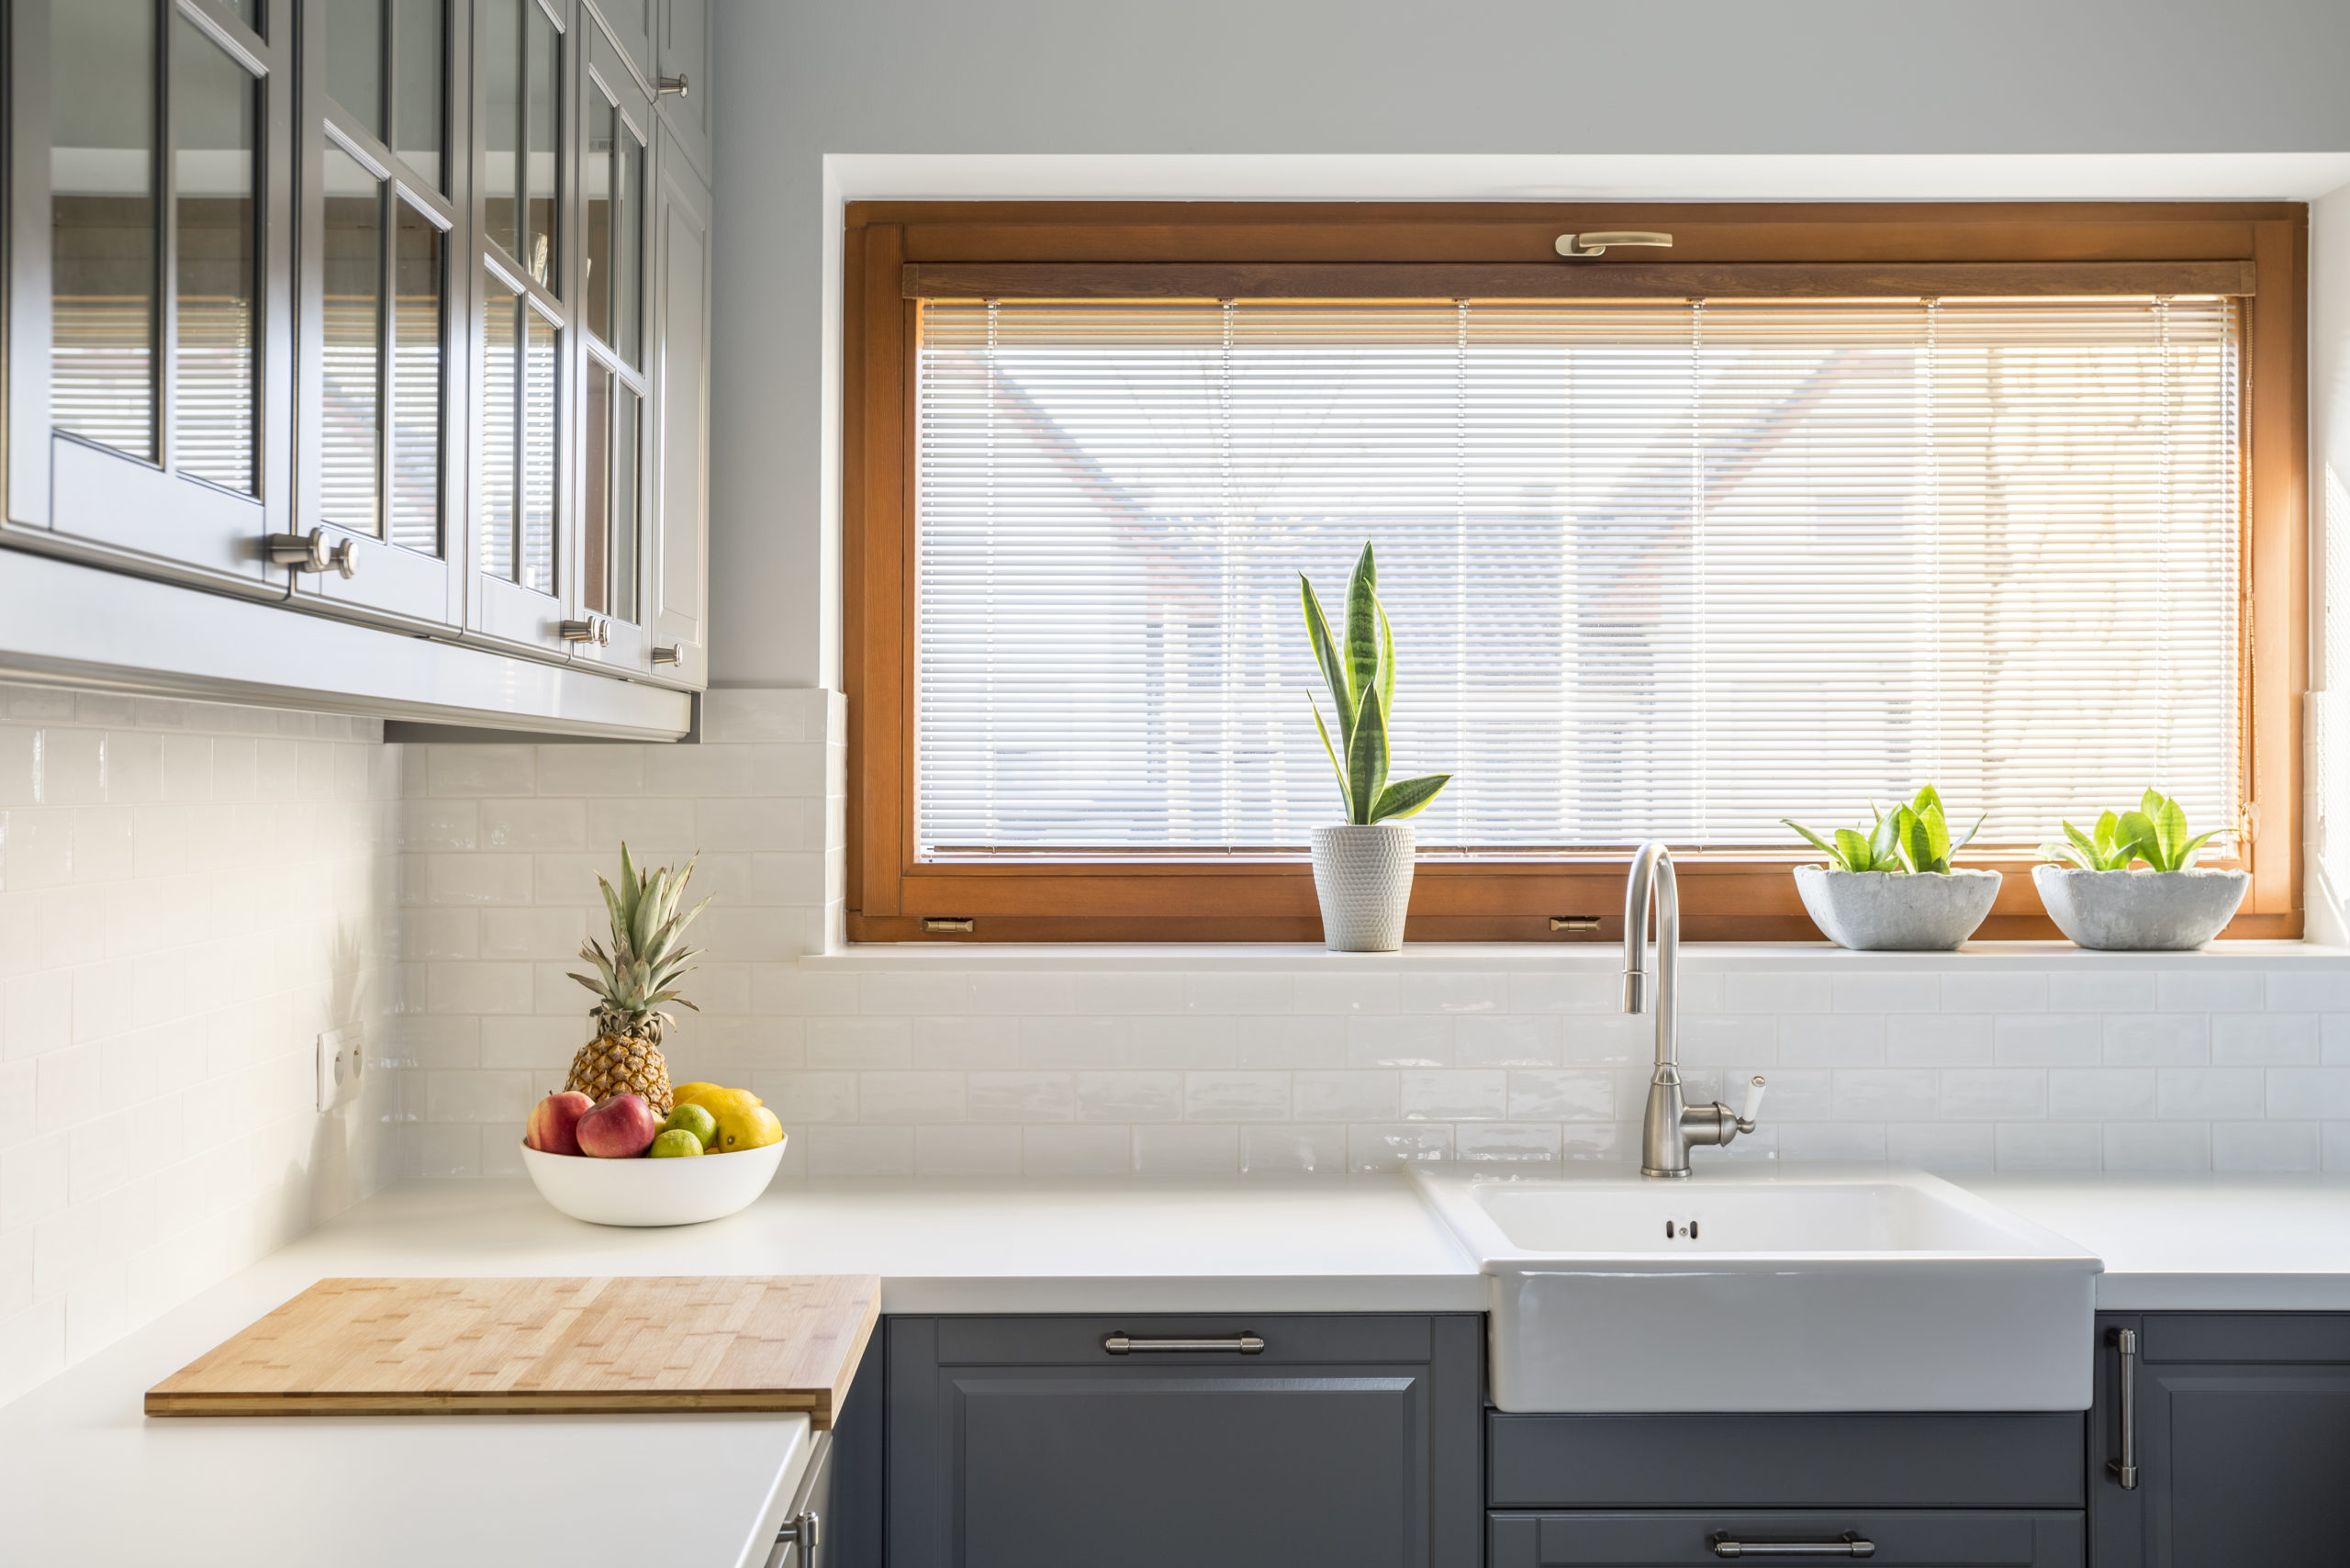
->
xmin=1413 ymin=1165 xmax=2099 ymax=1414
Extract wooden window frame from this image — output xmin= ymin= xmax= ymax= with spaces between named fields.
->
xmin=845 ymin=201 xmax=2308 ymax=944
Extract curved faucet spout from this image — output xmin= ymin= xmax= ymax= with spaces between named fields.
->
xmin=1621 ymin=840 xmax=1676 ymax=1069
xmin=1619 ymin=840 xmax=1758 ymax=1178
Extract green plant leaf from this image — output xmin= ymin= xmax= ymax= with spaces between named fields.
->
xmin=2092 ymin=811 xmax=2123 ymax=856
xmin=2038 ymin=840 xmax=2086 ymax=869
xmin=1953 ymin=812 xmax=1986 ymax=854
xmin=2064 ymin=820 xmax=2101 ymax=859
xmin=1783 ymin=818 xmax=1840 ymax=861
xmin=1912 ymin=784 xmax=1944 ymax=818
xmin=2140 ymin=787 xmax=2166 ymax=819
xmin=1893 ymin=805 xmax=1946 ymax=874
xmin=1345 ymin=543 xmax=1382 ymax=713
xmin=2119 ymin=810 xmax=2161 ymax=868
xmin=1919 ymin=800 xmax=1953 ymax=868
xmin=1868 ymin=803 xmax=1898 ymax=868
xmin=1346 ymin=684 xmax=1390 ymax=825
xmin=1371 ymin=774 xmax=1450 ymax=822
xmin=1310 ymin=700 xmax=1349 ymax=812
xmin=1300 ymin=574 xmax=1354 ymax=745
xmin=1376 ymin=596 xmax=1396 ymax=729
xmin=1833 ymin=827 xmax=1875 ymax=872
xmin=2152 ymin=794 xmax=2189 ymax=868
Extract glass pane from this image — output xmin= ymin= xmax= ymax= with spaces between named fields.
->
xmin=229 ymin=0 xmax=264 ymax=35
xmin=484 ymin=0 xmax=519 ymax=257
xmin=582 ymin=359 xmax=608 ymax=612
xmin=479 ymin=281 xmax=518 ymax=582
xmin=326 ymin=0 xmax=384 ymax=136
xmin=393 ymin=0 xmax=444 ymax=185
xmin=52 ymin=0 xmax=158 ymax=460
xmin=173 ymin=17 xmax=257 ymax=491
xmin=523 ymin=1 xmax=558 ymax=287
xmin=389 ymin=202 xmax=442 ymax=554
xmin=521 ymin=305 xmax=557 ymax=593
xmin=615 ymin=120 xmax=643 ymax=364
xmin=319 ymin=146 xmax=383 ymax=535
xmin=611 ymin=381 xmax=640 ymax=621
xmin=585 ymin=94 xmax=612 ymax=343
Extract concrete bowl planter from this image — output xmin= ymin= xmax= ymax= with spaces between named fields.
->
xmin=2033 ymin=864 xmax=2250 ymax=950
xmin=1793 ymin=865 xmax=2003 ymax=950
xmin=1310 ymin=823 xmax=1416 ymax=951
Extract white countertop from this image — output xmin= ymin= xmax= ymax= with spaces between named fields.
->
xmin=1957 ymin=1173 xmax=2350 ymax=1310
xmin=9 ymin=1168 xmax=2350 ymax=1564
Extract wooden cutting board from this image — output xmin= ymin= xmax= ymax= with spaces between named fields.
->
xmin=146 ymin=1275 xmax=880 ymax=1424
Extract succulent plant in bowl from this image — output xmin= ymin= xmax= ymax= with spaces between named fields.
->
xmin=1783 ymin=787 xmax=2003 ymax=950
xmin=2033 ymin=790 xmax=2247 ymax=950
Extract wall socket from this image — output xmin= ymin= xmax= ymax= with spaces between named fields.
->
xmin=316 ymin=1027 xmax=363 ymax=1112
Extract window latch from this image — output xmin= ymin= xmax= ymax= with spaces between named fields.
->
xmin=1555 ymin=231 xmax=1673 ymax=258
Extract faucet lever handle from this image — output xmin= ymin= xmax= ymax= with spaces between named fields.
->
xmin=1738 ymin=1075 xmax=1768 ymax=1130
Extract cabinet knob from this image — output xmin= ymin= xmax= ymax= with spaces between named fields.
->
xmin=559 ymin=619 xmax=610 ymax=646
xmin=266 ymin=529 xmax=358 ymax=579
xmin=651 ymin=644 xmax=683 ymax=666
xmin=656 ymin=73 xmax=689 ymax=97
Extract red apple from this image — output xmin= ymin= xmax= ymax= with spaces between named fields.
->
xmin=576 ymin=1093 xmax=661 ymax=1159
xmin=525 ymin=1091 xmax=594 ymax=1156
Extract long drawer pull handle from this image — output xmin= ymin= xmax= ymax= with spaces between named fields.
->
xmin=2109 ymin=1325 xmax=2140 ymax=1489
xmin=1102 ymin=1334 xmax=1264 ymax=1355
xmin=1711 ymin=1534 xmax=1874 ymax=1559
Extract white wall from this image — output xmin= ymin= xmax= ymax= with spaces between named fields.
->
xmin=2311 ymin=183 xmax=2350 ymax=943
xmin=0 ymin=687 xmax=400 ymax=1406
xmin=711 ymin=0 xmax=2350 ymax=689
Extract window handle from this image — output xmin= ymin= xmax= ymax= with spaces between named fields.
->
xmin=1556 ymin=230 xmax=1673 ymax=258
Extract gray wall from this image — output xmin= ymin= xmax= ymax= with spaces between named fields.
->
xmin=711 ymin=0 xmax=2350 ymax=689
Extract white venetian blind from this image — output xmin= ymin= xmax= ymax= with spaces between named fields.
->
xmin=913 ymin=295 xmax=2239 ymax=853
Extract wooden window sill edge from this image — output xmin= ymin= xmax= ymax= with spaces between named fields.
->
xmin=802 ymin=938 xmax=2347 ymax=973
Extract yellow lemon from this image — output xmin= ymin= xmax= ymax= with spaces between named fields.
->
xmin=675 ymin=1083 xmax=761 ymax=1116
xmin=712 ymin=1103 xmax=784 ymax=1153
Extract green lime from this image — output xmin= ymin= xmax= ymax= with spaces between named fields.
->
xmin=661 ymin=1103 xmax=718 ymax=1150
xmin=647 ymin=1128 xmax=704 ymax=1159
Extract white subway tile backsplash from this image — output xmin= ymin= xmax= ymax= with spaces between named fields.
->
xmin=1505 ymin=1070 xmax=1614 ymax=1121
xmin=1995 ymin=1014 xmax=2101 ymax=1065
xmin=1399 ymin=1070 xmax=1507 ymax=1122
xmin=1132 ymin=1123 xmax=1238 ymax=1173
xmin=1293 ymin=1070 xmax=1402 ymax=1123
xmin=1182 ymin=1070 xmax=1291 ymax=1122
xmin=2211 ymin=1120 xmax=2319 ymax=1172
xmin=1455 ymin=1015 xmax=1564 ymax=1069
xmin=1996 ymin=1121 xmax=2104 ymax=1170
xmin=1344 ymin=1014 xmax=1452 ymax=1068
xmin=1830 ymin=1069 xmax=1940 ymax=1120
xmin=2103 ymin=1014 xmax=2210 ymax=1066
xmin=2104 ymin=1121 xmax=2211 ymax=1171
xmin=2213 ymin=1013 xmax=2320 ymax=1065
xmin=1778 ymin=1014 xmax=1884 ymax=1067
xmin=1938 ymin=1069 xmax=2047 ymax=1121
xmin=1943 ymin=973 xmax=2049 ymax=1013
xmin=2049 ymin=1068 xmax=2157 ymax=1121
xmin=1240 ymin=1123 xmax=1347 ymax=1173
xmin=1022 ymin=1125 xmax=1131 ymax=1176
xmin=2156 ymin=1068 xmax=2266 ymax=1119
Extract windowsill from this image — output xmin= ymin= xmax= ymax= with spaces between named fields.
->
xmin=801 ymin=939 xmax=2349 ymax=972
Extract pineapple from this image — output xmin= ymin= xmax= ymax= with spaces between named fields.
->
xmin=564 ymin=844 xmax=710 ymax=1118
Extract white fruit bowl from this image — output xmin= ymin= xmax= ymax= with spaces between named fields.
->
xmin=520 ymin=1139 xmax=786 ymax=1226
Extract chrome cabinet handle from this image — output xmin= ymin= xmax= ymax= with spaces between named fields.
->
xmin=559 ymin=619 xmax=610 ymax=645
xmin=1711 ymin=1533 xmax=1874 ymax=1559
xmin=2109 ymin=1326 xmax=2139 ymax=1489
xmin=1102 ymin=1333 xmax=1264 ymax=1355
xmin=767 ymin=1509 xmax=818 ymax=1567
xmin=651 ymin=644 xmax=682 ymax=665
xmin=266 ymin=528 xmax=357 ymax=578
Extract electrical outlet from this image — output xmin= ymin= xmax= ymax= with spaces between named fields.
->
xmin=316 ymin=1027 xmax=363 ymax=1112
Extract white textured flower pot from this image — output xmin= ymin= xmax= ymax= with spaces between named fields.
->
xmin=2033 ymin=865 xmax=2250 ymax=950
xmin=1310 ymin=823 xmax=1416 ymax=952
xmin=1793 ymin=866 xmax=2003 ymax=950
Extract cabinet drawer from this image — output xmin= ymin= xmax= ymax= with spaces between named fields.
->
xmin=2140 ymin=1312 xmax=2350 ymax=1364
xmin=1491 ymin=1510 xmax=2084 ymax=1567
xmin=1490 ymin=1414 xmax=2085 ymax=1509
xmin=933 ymin=1313 xmax=1436 ymax=1365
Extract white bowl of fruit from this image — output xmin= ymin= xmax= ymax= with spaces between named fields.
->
xmin=521 ymin=1081 xmax=785 ymax=1227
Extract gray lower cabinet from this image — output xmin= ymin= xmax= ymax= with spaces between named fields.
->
xmin=884 ymin=1314 xmax=1482 ymax=1568
xmin=2091 ymin=1311 xmax=2350 ymax=1567
xmin=1493 ymin=1412 xmax=2087 ymax=1568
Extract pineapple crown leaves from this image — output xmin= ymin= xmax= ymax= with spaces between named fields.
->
xmin=1785 ymin=786 xmax=1986 ymax=875
xmin=1300 ymin=541 xmax=1451 ymax=826
xmin=567 ymin=844 xmax=711 ymax=1025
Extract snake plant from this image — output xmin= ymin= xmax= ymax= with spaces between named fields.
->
xmin=2041 ymin=789 xmax=2219 ymax=872
xmin=1300 ymin=543 xmax=1451 ymax=825
xmin=1785 ymin=786 xmax=1986 ymax=875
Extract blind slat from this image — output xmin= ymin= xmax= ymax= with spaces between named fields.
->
xmin=914 ymin=297 xmax=2240 ymax=853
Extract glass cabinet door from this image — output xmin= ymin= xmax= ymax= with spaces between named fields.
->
xmin=469 ymin=0 xmax=570 ymax=653
xmin=292 ymin=0 xmax=463 ymax=626
xmin=572 ymin=18 xmax=653 ymax=672
xmin=12 ymin=0 xmax=295 ymax=587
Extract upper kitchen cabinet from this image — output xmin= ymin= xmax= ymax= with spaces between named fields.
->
xmin=652 ymin=0 xmax=709 ymax=182
xmin=0 ymin=0 xmax=706 ymax=736
xmin=7 ymin=0 xmax=296 ymax=589
xmin=290 ymin=0 xmax=469 ymax=628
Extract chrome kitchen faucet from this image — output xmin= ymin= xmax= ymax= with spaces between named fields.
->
xmin=1623 ymin=841 xmax=1767 ymax=1178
